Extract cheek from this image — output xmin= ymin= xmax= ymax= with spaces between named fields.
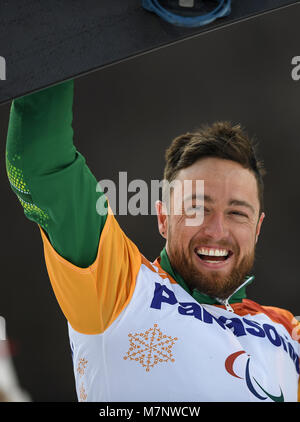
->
xmin=232 ymin=225 xmax=256 ymax=255
xmin=168 ymin=217 xmax=198 ymax=245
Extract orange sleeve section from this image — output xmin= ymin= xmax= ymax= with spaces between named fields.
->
xmin=261 ymin=305 xmax=300 ymax=342
xmin=234 ymin=300 xmax=300 ymax=342
xmin=38 ymin=210 xmax=141 ymax=335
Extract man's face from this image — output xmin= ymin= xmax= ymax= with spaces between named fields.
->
xmin=156 ymin=157 xmax=265 ymax=300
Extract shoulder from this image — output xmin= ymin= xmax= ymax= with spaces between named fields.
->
xmin=242 ymin=299 xmax=300 ymax=342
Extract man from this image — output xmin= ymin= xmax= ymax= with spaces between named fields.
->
xmin=6 ymin=79 xmax=300 ymax=402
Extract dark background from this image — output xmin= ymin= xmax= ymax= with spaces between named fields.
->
xmin=0 ymin=0 xmax=298 ymax=104
xmin=0 ymin=2 xmax=300 ymax=402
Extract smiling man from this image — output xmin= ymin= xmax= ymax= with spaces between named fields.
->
xmin=5 ymin=80 xmax=300 ymax=402
xmin=156 ymin=127 xmax=265 ymax=305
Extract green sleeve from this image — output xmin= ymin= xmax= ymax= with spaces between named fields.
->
xmin=6 ymin=79 xmax=107 ymax=268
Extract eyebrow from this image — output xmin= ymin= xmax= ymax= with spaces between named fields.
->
xmin=186 ymin=194 xmax=255 ymax=214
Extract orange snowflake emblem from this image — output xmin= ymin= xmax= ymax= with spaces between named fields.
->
xmin=77 ymin=357 xmax=88 ymax=377
xmin=123 ymin=324 xmax=178 ymax=372
xmin=79 ymin=382 xmax=87 ymax=402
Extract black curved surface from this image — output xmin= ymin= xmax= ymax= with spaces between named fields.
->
xmin=0 ymin=0 xmax=299 ymax=104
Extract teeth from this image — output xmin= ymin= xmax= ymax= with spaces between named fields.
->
xmin=196 ymin=247 xmax=229 ymax=257
xmin=204 ymin=260 xmax=222 ymax=263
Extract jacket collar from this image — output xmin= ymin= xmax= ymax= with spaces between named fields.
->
xmin=158 ymin=246 xmax=254 ymax=305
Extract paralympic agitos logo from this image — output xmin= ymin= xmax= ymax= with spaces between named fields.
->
xmin=225 ymin=351 xmax=284 ymax=402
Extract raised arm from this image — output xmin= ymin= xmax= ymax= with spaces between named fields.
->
xmin=5 ymin=79 xmax=141 ymax=335
xmin=6 ymin=79 xmax=107 ymax=268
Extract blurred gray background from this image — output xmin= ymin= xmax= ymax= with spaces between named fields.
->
xmin=0 ymin=3 xmax=300 ymax=402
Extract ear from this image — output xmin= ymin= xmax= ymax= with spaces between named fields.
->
xmin=155 ymin=200 xmax=168 ymax=239
xmin=255 ymin=212 xmax=265 ymax=243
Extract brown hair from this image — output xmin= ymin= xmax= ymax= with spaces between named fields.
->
xmin=163 ymin=121 xmax=266 ymax=214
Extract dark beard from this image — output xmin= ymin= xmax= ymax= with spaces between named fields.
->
xmin=168 ymin=239 xmax=255 ymax=301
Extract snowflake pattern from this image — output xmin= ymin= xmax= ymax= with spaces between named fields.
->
xmin=79 ymin=382 xmax=87 ymax=402
xmin=123 ymin=324 xmax=178 ymax=372
xmin=77 ymin=357 xmax=88 ymax=378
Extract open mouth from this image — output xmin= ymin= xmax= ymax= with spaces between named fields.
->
xmin=194 ymin=246 xmax=234 ymax=266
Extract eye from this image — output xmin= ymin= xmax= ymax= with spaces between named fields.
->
xmin=185 ymin=204 xmax=204 ymax=211
xmin=184 ymin=204 xmax=205 ymax=217
xmin=230 ymin=211 xmax=248 ymax=218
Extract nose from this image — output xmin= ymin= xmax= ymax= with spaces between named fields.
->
xmin=201 ymin=212 xmax=229 ymax=240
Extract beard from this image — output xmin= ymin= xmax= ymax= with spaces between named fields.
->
xmin=167 ymin=234 xmax=255 ymax=301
